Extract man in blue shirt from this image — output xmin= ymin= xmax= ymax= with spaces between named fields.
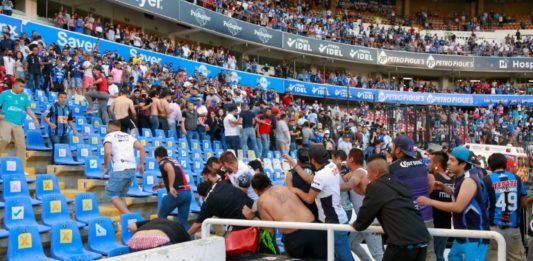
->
xmin=417 ymin=147 xmax=490 ymax=261
xmin=484 ymin=153 xmax=528 ymax=261
xmin=44 ymin=91 xmax=78 ymax=147
xmin=0 ymin=78 xmax=40 ymax=161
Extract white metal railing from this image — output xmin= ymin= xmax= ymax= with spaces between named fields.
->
xmin=201 ymin=218 xmax=507 ymax=261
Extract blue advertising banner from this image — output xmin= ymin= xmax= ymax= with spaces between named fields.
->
xmin=0 ymin=14 xmax=22 ymax=38
xmin=22 ymin=21 xmax=533 ymax=107
xmin=474 ymin=95 xmax=533 ymax=106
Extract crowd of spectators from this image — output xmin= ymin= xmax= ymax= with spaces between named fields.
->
xmin=198 ymin=0 xmax=533 ymax=57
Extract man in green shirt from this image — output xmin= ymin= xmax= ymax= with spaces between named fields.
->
xmin=0 ymin=78 xmax=40 ymax=161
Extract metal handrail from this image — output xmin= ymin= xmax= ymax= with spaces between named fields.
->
xmin=201 ymin=218 xmax=507 ymax=261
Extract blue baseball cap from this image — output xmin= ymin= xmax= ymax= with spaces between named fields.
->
xmin=450 ymin=147 xmax=473 ymax=165
xmin=392 ymin=135 xmax=417 ymax=158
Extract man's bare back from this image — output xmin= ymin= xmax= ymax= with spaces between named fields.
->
xmin=257 ymin=185 xmax=315 ymax=234
xmin=150 ymin=98 xmax=160 ymax=116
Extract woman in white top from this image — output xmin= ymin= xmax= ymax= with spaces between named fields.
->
xmin=82 ymin=54 xmax=94 ymax=95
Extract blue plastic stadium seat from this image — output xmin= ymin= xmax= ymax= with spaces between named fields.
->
xmin=48 ymin=91 xmax=58 ymax=102
xmin=190 ymin=139 xmax=201 ymax=151
xmin=35 ymin=174 xmax=66 ymax=201
xmin=75 ymin=144 xmax=93 ymax=163
xmin=88 ymin=217 xmax=129 ymax=256
xmin=202 ymin=139 xmax=212 ymax=151
xmin=74 ymin=116 xmax=87 ymax=128
xmin=54 ymin=144 xmax=84 ymax=165
xmin=190 ymin=190 xmax=201 ymax=213
xmin=87 ymin=134 xmax=100 ymax=147
xmin=84 ymin=157 xmax=106 ymax=179
xmin=81 ymin=125 xmax=94 ymax=137
xmin=68 ymin=133 xmax=82 ymax=151
xmin=91 ymin=117 xmax=103 ymax=129
xmin=214 ymin=149 xmax=224 ymax=158
xmin=204 ymin=149 xmax=214 ymax=160
xmin=42 ymin=194 xmax=85 ymax=228
xmin=74 ymin=193 xmax=101 ymax=224
xmin=72 ymin=105 xmax=84 ymax=117
xmin=178 ymin=138 xmax=188 ymax=150
xmin=120 ymin=213 xmax=143 ymax=245
xmin=178 ymin=148 xmax=188 ymax=159
xmin=127 ymin=179 xmax=152 ymax=197
xmin=157 ymin=189 xmax=177 ymax=215
xmin=274 ymin=151 xmax=281 ymax=160
xmin=155 ymin=129 xmax=166 ymax=139
xmin=153 ymin=138 xmax=163 ymax=148
xmin=164 ymin=138 xmax=176 ymax=149
xmin=179 ymin=157 xmax=190 ymax=172
xmin=26 ymin=129 xmax=52 ymax=151
xmin=192 ymin=161 xmax=204 ymax=174
xmin=7 ymin=226 xmax=57 ymax=261
xmin=4 ymin=196 xmax=50 ymax=233
xmin=142 ymin=172 xmax=159 ymax=194
xmin=191 ymin=150 xmax=202 ymax=162
xmin=0 ymin=156 xmax=25 ymax=178
xmin=213 ymin=140 xmax=222 ymax=151
xmin=141 ymin=128 xmax=152 ymax=137
xmin=50 ymin=221 xmax=102 ymax=260
xmin=3 ymin=174 xmax=41 ymax=205
xmin=138 ymin=137 xmax=153 ymax=148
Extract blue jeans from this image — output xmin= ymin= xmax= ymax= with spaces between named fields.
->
xmin=255 ymin=137 xmax=262 ymax=156
xmin=225 ymin=135 xmax=241 ymax=151
xmin=448 ymin=241 xmax=488 ymax=261
xmin=186 ymin=131 xmax=199 ymax=149
xmin=28 ymin=72 xmax=41 ymax=92
xmin=157 ymin=189 xmax=192 ymax=231
xmin=260 ymin=134 xmax=270 ymax=159
xmin=106 ymin=169 xmax=135 ymax=199
xmin=334 ymin=230 xmax=354 ymax=261
xmin=433 ymin=237 xmax=447 ymax=261
xmin=149 ymin=116 xmax=159 ymax=136
xmin=241 ymin=127 xmax=258 ymax=158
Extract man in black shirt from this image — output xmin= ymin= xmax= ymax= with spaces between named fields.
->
xmin=0 ymin=32 xmax=15 ymax=52
xmin=154 ymin=147 xmax=192 ymax=230
xmin=26 ymin=46 xmax=42 ymax=92
xmin=428 ymin=151 xmax=453 ymax=261
xmin=354 ymin=156 xmax=430 ymax=261
xmin=239 ymin=103 xmax=258 ymax=159
xmin=187 ymin=171 xmax=253 ymax=236
xmin=42 ymin=48 xmax=56 ymax=92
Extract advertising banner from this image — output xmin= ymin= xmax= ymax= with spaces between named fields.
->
xmin=376 ymin=50 xmax=475 ymax=70
xmin=111 ymin=0 xmax=180 ymax=22
xmin=282 ymin=34 xmax=377 ymax=64
xmin=0 ymin=14 xmax=22 ymax=38
xmin=475 ymin=57 xmax=533 ymax=72
xmin=178 ymin=1 xmax=283 ymax=48
xmin=375 ymin=90 xmax=476 ymax=106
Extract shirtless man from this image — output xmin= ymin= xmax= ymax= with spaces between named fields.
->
xmin=158 ymin=89 xmax=171 ymax=135
xmin=148 ymin=90 xmax=160 ymax=136
xmin=247 ymin=173 xmax=327 ymax=259
xmin=110 ymin=88 xmax=136 ymax=135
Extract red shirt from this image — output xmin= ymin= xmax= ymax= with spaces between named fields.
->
xmin=283 ymin=94 xmax=293 ymax=107
xmin=97 ymin=73 xmax=108 ymax=93
xmin=258 ymin=117 xmax=272 ymax=135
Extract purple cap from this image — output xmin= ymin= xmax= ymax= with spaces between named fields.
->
xmin=393 ymin=135 xmax=417 ymax=158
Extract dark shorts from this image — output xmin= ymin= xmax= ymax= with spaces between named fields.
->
xmin=119 ymin=116 xmax=137 ymax=132
xmin=283 ymin=229 xmax=327 ymax=260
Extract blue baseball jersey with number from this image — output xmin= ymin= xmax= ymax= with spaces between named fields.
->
xmin=484 ymin=171 xmax=527 ymax=228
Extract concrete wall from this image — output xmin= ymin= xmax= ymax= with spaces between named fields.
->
xmin=108 ymin=237 xmax=226 ymax=261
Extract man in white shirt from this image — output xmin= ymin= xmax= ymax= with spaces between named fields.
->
xmin=219 ymin=151 xmax=258 ymax=201
xmin=223 ymin=105 xmax=242 ymax=151
xmin=289 ymin=145 xmax=354 ymax=261
xmin=103 ymin=120 xmax=145 ymax=214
